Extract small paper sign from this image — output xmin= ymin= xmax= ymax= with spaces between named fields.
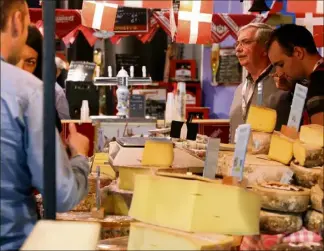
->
xmin=231 ymin=124 xmax=251 ymax=181
xmin=203 ymin=138 xmax=221 ymax=179
xmin=287 ymin=84 xmax=308 ymax=131
xmin=280 ymin=169 xmax=294 ymax=184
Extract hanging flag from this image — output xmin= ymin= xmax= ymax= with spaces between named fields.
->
xmin=176 ymin=0 xmax=213 ymax=44
xmin=107 ymin=0 xmax=172 ymax=9
xmin=287 ymin=0 xmax=323 ymax=14
xmin=81 ymin=1 xmax=118 ymax=31
xmin=296 ymin=13 xmax=324 ymax=47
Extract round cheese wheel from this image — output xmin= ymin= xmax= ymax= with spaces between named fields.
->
xmin=249 ymin=131 xmax=271 ymax=155
xmin=290 ymin=161 xmax=322 ymax=188
xmin=260 ymin=210 xmax=303 ymax=234
xmin=253 ymin=182 xmax=310 ymax=213
xmin=304 ymin=210 xmax=323 ymax=234
xmin=310 ymin=185 xmax=324 ymax=213
xmin=318 ymin=170 xmax=323 ymax=190
xmin=271 ymin=243 xmax=323 ymax=251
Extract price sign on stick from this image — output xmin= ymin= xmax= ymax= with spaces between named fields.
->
xmin=287 ymin=84 xmax=308 ymax=131
xmin=203 ymin=138 xmax=221 ymax=179
xmin=257 ymin=82 xmax=263 ymax=106
xmin=231 ymin=124 xmax=251 ymax=181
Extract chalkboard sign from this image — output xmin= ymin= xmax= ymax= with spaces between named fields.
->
xmin=114 ymin=6 xmax=148 ymax=33
xmin=216 ymin=48 xmax=242 ymax=85
xmin=116 ymin=54 xmax=142 ymax=77
xmin=129 ymin=94 xmax=145 ymax=118
xmin=67 ymin=61 xmax=96 ymax=82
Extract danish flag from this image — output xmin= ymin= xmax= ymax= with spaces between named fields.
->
xmin=176 ymin=0 xmax=213 ymax=44
xmin=81 ymin=1 xmax=118 ymax=31
xmin=106 ymin=0 xmax=172 ymax=9
xmin=287 ymin=0 xmax=324 ymax=14
xmin=296 ymin=13 xmax=324 ymax=47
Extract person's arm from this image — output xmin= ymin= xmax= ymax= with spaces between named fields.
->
xmin=25 ymin=87 xmax=89 ymax=212
xmin=55 ymin=84 xmax=70 ymax=120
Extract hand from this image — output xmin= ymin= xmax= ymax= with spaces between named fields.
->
xmin=270 ymin=73 xmax=292 ymax=91
xmin=67 ymin=123 xmax=89 ymax=157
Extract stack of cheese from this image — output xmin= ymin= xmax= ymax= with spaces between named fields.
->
xmin=126 ymin=172 xmax=262 ymax=250
xmin=253 ymin=182 xmax=310 ymax=234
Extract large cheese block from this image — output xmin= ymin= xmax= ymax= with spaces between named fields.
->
xmin=304 ymin=210 xmax=323 ymax=233
xmin=217 ymin=152 xmax=291 ymax=187
xmin=310 ymin=184 xmax=324 ymax=213
xmin=246 ymin=105 xmax=277 ymax=133
xmin=127 ymin=222 xmax=233 ymax=251
xmin=300 ymin=124 xmax=324 ymax=147
xmin=290 ymin=161 xmax=322 ymax=188
xmin=293 ymin=141 xmax=324 ymax=167
xmin=249 ymin=131 xmax=272 ymax=155
xmin=318 ymin=170 xmax=324 ymax=190
xmin=260 ymin=210 xmax=303 ymax=234
xmin=101 ymin=180 xmax=133 ymax=216
xmin=142 ymin=139 xmax=174 ymax=167
xmin=21 ymin=220 xmax=101 ymax=250
xmin=118 ymin=166 xmax=189 ymax=191
xmin=253 ymin=182 xmax=310 ymax=213
xmin=268 ymin=132 xmax=294 ymax=165
xmin=271 ymin=243 xmax=323 ymax=251
xmin=129 ymin=174 xmax=261 ymax=235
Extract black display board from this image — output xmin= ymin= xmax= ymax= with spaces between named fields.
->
xmin=115 ymin=54 xmax=142 ymax=77
xmin=129 ymin=94 xmax=145 ymax=118
xmin=216 ymin=48 xmax=242 ymax=85
xmin=114 ymin=6 xmax=148 ymax=33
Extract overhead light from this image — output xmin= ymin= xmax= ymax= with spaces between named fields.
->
xmin=93 ymin=30 xmax=115 ymax=39
xmin=248 ymin=0 xmax=270 ymax=13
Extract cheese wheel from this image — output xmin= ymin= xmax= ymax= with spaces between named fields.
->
xmin=318 ymin=170 xmax=324 ymax=190
xmin=253 ymin=182 xmax=310 ymax=213
xmin=249 ymin=131 xmax=272 ymax=155
xmin=293 ymin=141 xmax=324 ymax=167
xmin=268 ymin=131 xmax=294 ymax=165
xmin=304 ymin=210 xmax=323 ymax=234
xmin=310 ymin=184 xmax=324 ymax=213
xmin=260 ymin=210 xmax=303 ymax=234
xmin=300 ymin=124 xmax=324 ymax=147
xmin=271 ymin=243 xmax=323 ymax=251
xmin=290 ymin=161 xmax=322 ymax=188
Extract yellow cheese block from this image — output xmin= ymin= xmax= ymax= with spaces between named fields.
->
xmin=293 ymin=141 xmax=324 ymax=167
xmin=129 ymin=174 xmax=261 ymax=235
xmin=92 ymin=153 xmax=116 ymax=179
xmin=142 ymin=140 xmax=174 ymax=167
xmin=246 ymin=105 xmax=277 ymax=133
xmin=128 ymin=222 xmax=234 ymax=250
xmin=268 ymin=132 xmax=294 ymax=165
xmin=300 ymin=124 xmax=324 ymax=147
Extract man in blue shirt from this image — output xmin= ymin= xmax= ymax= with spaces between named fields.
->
xmin=0 ymin=1 xmax=90 ymax=249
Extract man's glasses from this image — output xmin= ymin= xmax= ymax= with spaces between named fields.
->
xmin=235 ymin=39 xmax=257 ymax=49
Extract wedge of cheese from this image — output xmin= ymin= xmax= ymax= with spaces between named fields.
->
xmin=268 ymin=132 xmax=294 ymax=165
xmin=21 ymin=220 xmax=101 ymax=250
xmin=300 ymin=124 xmax=324 ymax=147
xmin=142 ymin=140 xmax=174 ymax=167
xmin=128 ymin=222 xmax=234 ymax=251
xmin=129 ymin=174 xmax=261 ymax=235
xmin=293 ymin=141 xmax=324 ymax=167
xmin=246 ymin=105 xmax=277 ymax=133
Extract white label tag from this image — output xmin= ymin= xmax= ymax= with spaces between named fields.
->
xmin=257 ymin=82 xmax=263 ymax=106
xmin=280 ymin=169 xmax=294 ymax=184
xmin=203 ymin=138 xmax=220 ymax=179
xmin=231 ymin=124 xmax=251 ymax=181
xmin=287 ymin=84 xmax=308 ymax=130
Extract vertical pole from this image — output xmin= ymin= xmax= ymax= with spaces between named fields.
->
xmin=42 ymin=0 xmax=57 ymax=220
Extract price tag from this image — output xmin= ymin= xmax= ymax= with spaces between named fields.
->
xmin=231 ymin=124 xmax=251 ymax=181
xmin=203 ymin=138 xmax=221 ymax=179
xmin=287 ymin=84 xmax=308 ymax=130
xmin=280 ymin=169 xmax=294 ymax=184
xmin=257 ymin=82 xmax=263 ymax=106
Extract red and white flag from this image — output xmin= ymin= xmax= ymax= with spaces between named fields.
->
xmin=296 ymin=13 xmax=324 ymax=47
xmin=287 ymin=0 xmax=323 ymax=14
xmin=176 ymin=0 xmax=213 ymax=44
xmin=107 ymin=0 xmax=172 ymax=9
xmin=81 ymin=1 xmax=118 ymax=31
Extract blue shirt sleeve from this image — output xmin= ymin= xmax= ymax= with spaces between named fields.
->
xmin=55 ymin=83 xmax=70 ymax=120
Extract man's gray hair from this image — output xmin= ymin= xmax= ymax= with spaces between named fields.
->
xmin=238 ymin=23 xmax=274 ymax=46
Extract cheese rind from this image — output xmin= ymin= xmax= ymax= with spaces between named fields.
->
xmin=271 ymin=242 xmax=323 ymax=251
xmin=142 ymin=140 xmax=174 ymax=167
xmin=249 ymin=132 xmax=272 ymax=155
xmin=318 ymin=170 xmax=324 ymax=190
xmin=127 ymin=222 xmax=234 ymax=251
xmin=293 ymin=141 xmax=324 ymax=167
xmin=246 ymin=105 xmax=277 ymax=133
xmin=260 ymin=210 xmax=303 ymax=234
xmin=310 ymin=184 xmax=323 ymax=213
xmin=300 ymin=124 xmax=324 ymax=147
xmin=268 ymin=132 xmax=294 ymax=165
xmin=253 ymin=182 xmax=310 ymax=213
xmin=290 ymin=161 xmax=322 ymax=188
xmin=304 ymin=210 xmax=323 ymax=234
xmin=129 ymin=174 xmax=261 ymax=235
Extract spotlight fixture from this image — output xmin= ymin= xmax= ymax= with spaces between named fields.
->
xmin=248 ymin=0 xmax=270 ymax=13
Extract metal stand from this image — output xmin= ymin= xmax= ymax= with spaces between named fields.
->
xmin=42 ymin=0 xmax=56 ymax=220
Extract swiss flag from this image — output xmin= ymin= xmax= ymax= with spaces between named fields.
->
xmin=81 ymin=1 xmax=118 ymax=31
xmin=107 ymin=0 xmax=172 ymax=9
xmin=176 ymin=0 xmax=213 ymax=44
xmin=287 ymin=0 xmax=324 ymax=14
xmin=296 ymin=13 xmax=324 ymax=47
